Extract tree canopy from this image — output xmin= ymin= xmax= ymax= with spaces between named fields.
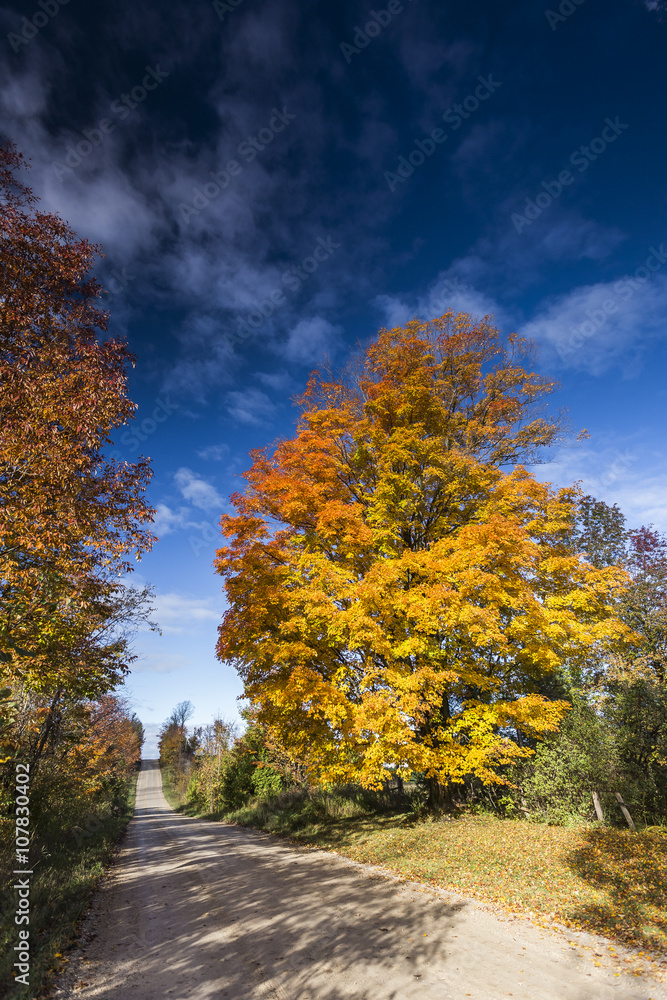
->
xmin=0 ymin=142 xmax=155 ymax=696
xmin=215 ymin=315 xmax=631 ymax=800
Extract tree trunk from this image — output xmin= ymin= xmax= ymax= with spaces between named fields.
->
xmin=31 ymin=690 xmax=63 ymax=772
xmin=427 ymin=777 xmax=453 ymax=813
xmin=591 ymin=790 xmax=605 ymax=822
xmin=421 ymin=693 xmax=454 ymax=814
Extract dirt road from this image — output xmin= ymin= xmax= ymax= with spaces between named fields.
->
xmin=52 ymin=761 xmax=664 ymax=1000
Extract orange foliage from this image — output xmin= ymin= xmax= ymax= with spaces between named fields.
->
xmin=215 ymin=316 xmax=632 ymax=791
xmin=0 ymin=142 xmax=155 ymax=694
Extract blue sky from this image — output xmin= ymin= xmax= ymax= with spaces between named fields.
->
xmin=2 ymin=0 xmax=666 ymax=754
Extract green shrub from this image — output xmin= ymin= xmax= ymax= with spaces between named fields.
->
xmin=513 ymin=697 xmax=620 ymax=825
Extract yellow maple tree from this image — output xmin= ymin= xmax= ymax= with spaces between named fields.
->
xmin=215 ymin=314 xmax=631 ymax=805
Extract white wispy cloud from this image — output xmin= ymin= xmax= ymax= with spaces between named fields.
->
xmin=152 ymin=503 xmax=188 ymax=537
xmin=174 ymin=468 xmax=224 ymax=511
xmin=533 ymin=437 xmax=667 ymax=534
xmin=255 ymin=369 xmax=294 ymax=392
xmin=150 ymin=502 xmax=222 ymax=538
xmin=132 ymin=653 xmax=191 ymax=674
xmin=153 ymin=592 xmax=220 ymax=634
xmin=196 ymin=444 xmax=230 ymax=461
xmin=373 ymin=233 xmax=667 ymax=382
xmin=224 ymin=387 xmax=276 ymax=425
xmin=282 ymin=316 xmax=343 ymax=366
xmin=376 ymin=269 xmax=510 ymax=331
xmin=372 ymin=211 xmax=623 ymax=337
xmin=520 ymin=271 xmax=667 ymax=375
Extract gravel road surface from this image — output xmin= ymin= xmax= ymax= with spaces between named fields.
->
xmin=51 ymin=760 xmax=665 ymax=1000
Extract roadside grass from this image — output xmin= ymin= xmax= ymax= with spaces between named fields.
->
xmin=160 ymin=767 xmax=187 ymax=812
xmin=216 ymin=790 xmax=667 ymax=958
xmin=176 ymin=783 xmax=411 ymax=826
xmin=0 ymin=775 xmax=137 ymax=1000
